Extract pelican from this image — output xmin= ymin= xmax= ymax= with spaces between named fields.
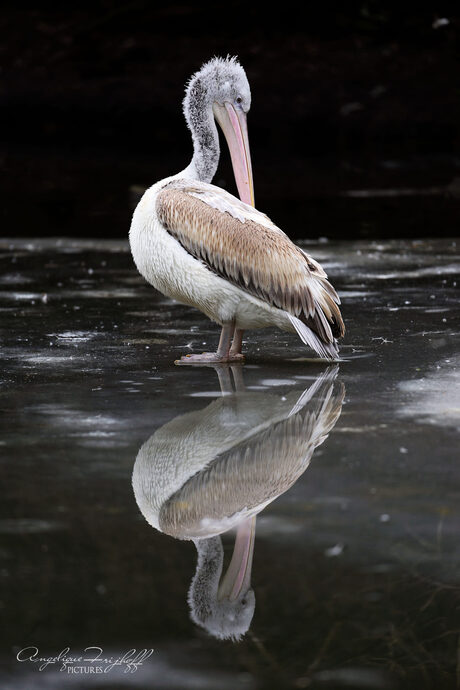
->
xmin=132 ymin=366 xmax=344 ymax=639
xmin=130 ymin=56 xmax=344 ymax=363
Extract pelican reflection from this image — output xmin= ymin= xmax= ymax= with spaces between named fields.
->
xmin=132 ymin=366 xmax=344 ymax=640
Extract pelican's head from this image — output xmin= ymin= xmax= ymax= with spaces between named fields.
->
xmin=189 ymin=583 xmax=256 ymax=642
xmin=188 ymin=520 xmax=257 ymax=642
xmin=183 ymin=56 xmax=254 ymax=205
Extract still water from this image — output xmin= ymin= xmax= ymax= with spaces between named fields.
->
xmin=0 ymin=237 xmax=459 ymax=689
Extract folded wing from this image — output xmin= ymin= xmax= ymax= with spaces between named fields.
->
xmin=157 ymin=181 xmax=344 ymax=353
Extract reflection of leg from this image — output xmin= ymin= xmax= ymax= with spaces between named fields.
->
xmin=215 ymin=365 xmax=234 ymax=394
xmin=176 ymin=323 xmax=235 ymax=364
xmin=229 ymin=328 xmax=245 ymax=361
xmin=230 ymin=364 xmax=246 ymax=392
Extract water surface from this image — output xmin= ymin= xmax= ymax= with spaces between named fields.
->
xmin=0 ymin=237 xmax=459 ymax=689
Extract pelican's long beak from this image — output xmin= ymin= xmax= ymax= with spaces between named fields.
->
xmin=213 ymin=102 xmax=255 ymax=207
xmin=218 ymin=516 xmax=256 ymax=601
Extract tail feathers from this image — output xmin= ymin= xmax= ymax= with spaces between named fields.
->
xmin=288 ymin=365 xmax=339 ymax=417
xmin=288 ymin=313 xmax=340 ymax=360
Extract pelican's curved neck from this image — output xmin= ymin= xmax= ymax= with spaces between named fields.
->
xmin=182 ymin=100 xmax=220 ymax=183
xmin=187 ymin=537 xmax=223 ymax=622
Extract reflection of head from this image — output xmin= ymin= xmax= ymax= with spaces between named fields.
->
xmin=188 ymin=535 xmax=256 ymax=641
xmin=132 ymin=366 xmax=344 ymax=641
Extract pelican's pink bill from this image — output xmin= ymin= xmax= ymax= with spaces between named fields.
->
xmin=218 ymin=516 xmax=256 ymax=601
xmin=213 ymin=101 xmax=255 ymax=207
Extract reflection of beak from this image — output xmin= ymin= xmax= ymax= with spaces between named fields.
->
xmin=218 ymin=516 xmax=256 ymax=601
xmin=213 ymin=102 xmax=255 ymax=207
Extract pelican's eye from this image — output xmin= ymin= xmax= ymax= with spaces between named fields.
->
xmin=235 ymin=96 xmax=242 ymax=105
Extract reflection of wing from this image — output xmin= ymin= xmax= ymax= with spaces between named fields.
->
xmin=156 ymin=180 xmax=344 ymax=354
xmin=159 ymin=368 xmax=344 ymax=538
xmin=133 ymin=389 xmax=310 ymax=530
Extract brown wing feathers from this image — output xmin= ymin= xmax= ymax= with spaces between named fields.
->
xmin=157 ymin=188 xmax=344 ymax=344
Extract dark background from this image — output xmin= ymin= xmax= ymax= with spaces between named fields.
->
xmin=2 ymin=1 xmax=460 ymax=240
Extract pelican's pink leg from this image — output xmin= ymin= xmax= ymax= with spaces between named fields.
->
xmin=228 ymin=328 xmax=245 ymax=361
xmin=175 ymin=323 xmax=235 ymax=365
